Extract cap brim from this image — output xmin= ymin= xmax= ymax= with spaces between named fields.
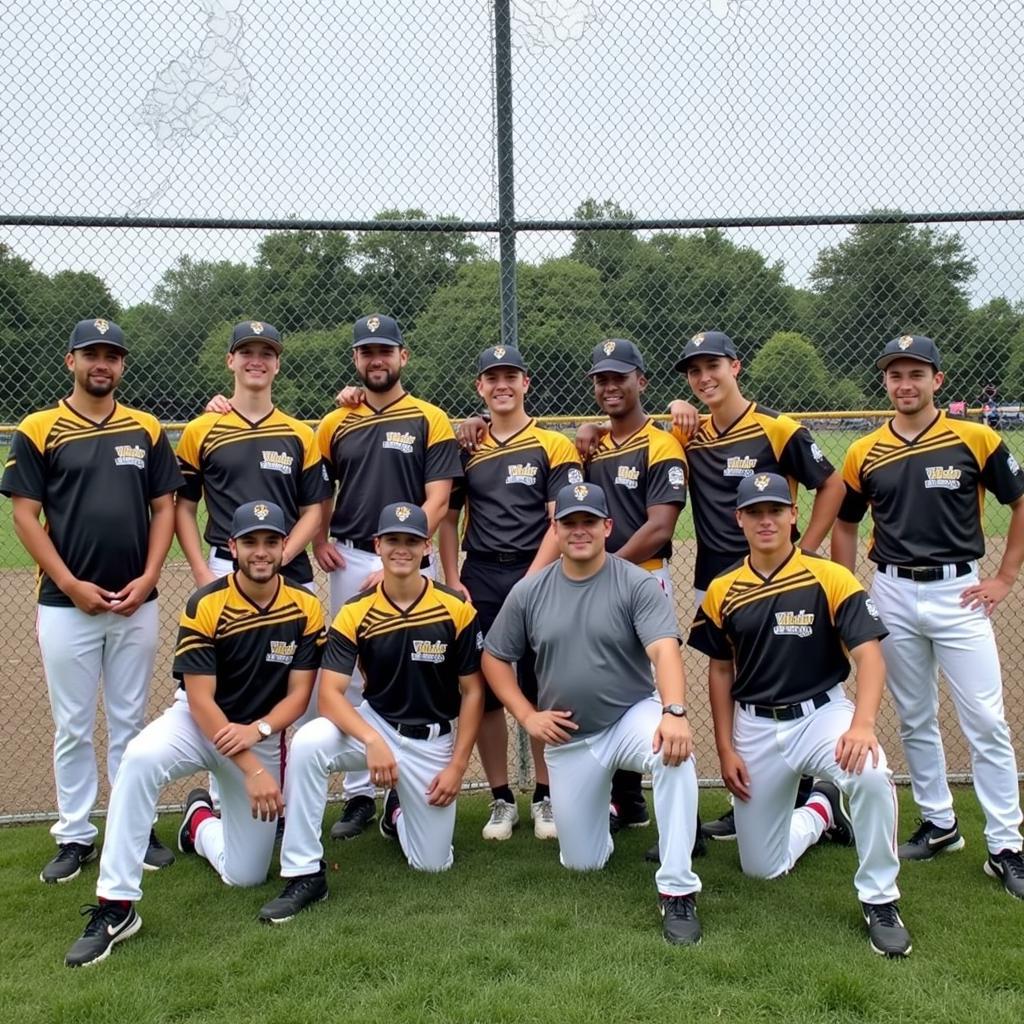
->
xmin=736 ymin=494 xmax=794 ymax=510
xmin=230 ymin=336 xmax=283 ymax=352
xmin=478 ymin=360 xmax=528 ymax=374
xmin=354 ymin=338 xmax=403 ymax=348
xmin=672 ymin=349 xmax=736 ymax=372
xmin=876 ymin=352 xmax=937 ymax=370
xmin=230 ymin=524 xmax=288 ymax=538
xmin=69 ymin=339 xmax=127 ymax=352
xmin=554 ymin=504 xmax=609 ymax=520
xmin=587 ymin=359 xmax=642 ymax=376
xmin=374 ymin=527 xmax=430 ymax=539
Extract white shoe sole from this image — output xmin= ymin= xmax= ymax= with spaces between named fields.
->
xmin=984 ymin=859 xmax=1024 ymax=899
xmin=41 ymin=847 xmax=97 ymax=884
xmin=899 ymin=836 xmax=965 ymax=861
xmin=260 ymin=892 xmax=328 ymax=925
xmin=67 ymin=913 xmax=142 ymax=967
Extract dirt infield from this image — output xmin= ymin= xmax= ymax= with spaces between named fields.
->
xmin=2 ymin=543 xmax=1023 ymax=820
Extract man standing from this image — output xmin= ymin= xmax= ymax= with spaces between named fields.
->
xmin=63 ymin=501 xmax=324 ymax=965
xmin=483 ymin=483 xmax=704 ymax=946
xmin=314 ymin=314 xmax=462 ymax=839
xmin=176 ymin=320 xmax=329 ymax=589
xmin=259 ymin=502 xmax=485 ymax=922
xmin=690 ymin=472 xmax=911 ymax=957
xmin=581 ymin=339 xmax=688 ymax=835
xmin=1 ymin=318 xmax=182 ymax=883
xmin=439 ymin=344 xmax=582 ymax=842
xmin=832 ymin=335 xmax=1024 ymax=898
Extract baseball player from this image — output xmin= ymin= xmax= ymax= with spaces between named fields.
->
xmin=438 ymin=345 xmax=581 ymax=841
xmin=832 ymin=335 xmax=1024 ymax=898
xmin=176 ymin=320 xmax=329 ymax=589
xmin=314 ymin=314 xmax=462 ymax=840
xmin=1 ymin=318 xmax=182 ymax=884
xmin=258 ymin=502 xmax=485 ymax=922
xmin=483 ymin=483 xmax=704 ymax=946
xmin=62 ymin=500 xmax=324 ymax=966
xmin=689 ymin=471 xmax=911 ymax=957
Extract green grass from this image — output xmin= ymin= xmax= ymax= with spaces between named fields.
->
xmin=2 ymin=788 xmax=1023 ymax=1024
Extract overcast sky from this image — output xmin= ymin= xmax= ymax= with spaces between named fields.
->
xmin=2 ymin=0 xmax=1022 ymax=305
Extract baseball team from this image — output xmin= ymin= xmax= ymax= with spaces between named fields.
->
xmin=2 ymin=314 xmax=1022 ymax=968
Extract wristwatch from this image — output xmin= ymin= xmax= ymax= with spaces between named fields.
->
xmin=662 ymin=704 xmax=688 ymax=718
xmin=255 ymin=720 xmax=273 ymax=740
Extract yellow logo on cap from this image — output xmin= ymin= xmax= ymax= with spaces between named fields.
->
xmin=395 ymin=505 xmax=412 ymax=522
xmin=253 ymin=503 xmax=270 ymax=520
xmin=367 ymin=316 xmax=380 ymax=332
xmin=691 ymin=332 xmax=705 ymax=345
xmin=898 ymin=335 xmax=913 ymax=350
xmin=573 ymin=485 xmax=589 ymax=501
xmin=249 ymin=321 xmax=264 ymax=335
xmin=602 ymin=340 xmax=616 ymax=355
xmin=493 ymin=346 xmax=506 ymax=358
xmin=753 ymin=474 xmax=771 ymax=491
xmin=94 ymin=318 xmax=109 ymax=334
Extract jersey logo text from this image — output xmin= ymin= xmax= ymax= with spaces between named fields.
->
xmin=410 ymin=639 xmax=448 ymax=663
xmin=260 ymin=450 xmax=294 ymax=474
xmin=773 ymin=610 xmax=814 ymax=638
xmin=114 ymin=444 xmax=146 ymax=469
xmin=615 ymin=465 xmax=640 ymax=489
xmin=383 ymin=431 xmax=416 ymax=454
xmin=924 ymin=466 xmax=961 ymax=490
xmin=266 ymin=640 xmax=297 ymax=664
xmin=505 ymin=462 xmax=538 ymax=486
xmin=724 ymin=455 xmax=757 ymax=478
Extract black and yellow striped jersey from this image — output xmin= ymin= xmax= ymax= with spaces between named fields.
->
xmin=172 ymin=573 xmax=325 ymax=723
xmin=1 ymin=400 xmax=183 ymax=606
xmin=316 ymin=394 xmax=462 ymax=543
xmin=450 ymin=420 xmax=582 ymax=557
xmin=587 ymin=419 xmax=687 ymax=567
xmin=675 ymin=404 xmax=834 ymax=589
xmin=322 ymin=579 xmax=482 ymax=725
xmin=176 ymin=407 xmax=330 ymax=584
xmin=839 ymin=412 xmax=1024 ymax=566
xmin=688 ymin=547 xmax=886 ymax=705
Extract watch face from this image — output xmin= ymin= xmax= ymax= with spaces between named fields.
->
xmin=257 ymin=721 xmax=272 ymax=737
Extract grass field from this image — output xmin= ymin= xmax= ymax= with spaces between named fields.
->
xmin=2 ymin=787 xmax=1023 ymax=1024
xmin=1 ymin=426 xmax=1022 ymax=569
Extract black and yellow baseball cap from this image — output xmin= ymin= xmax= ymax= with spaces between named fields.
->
xmin=68 ymin=318 xmax=127 ymax=353
xmin=672 ymin=331 xmax=737 ymax=372
xmin=376 ymin=502 xmax=430 ymax=538
xmin=876 ymin=335 xmax=941 ymax=371
xmin=230 ymin=500 xmax=288 ymax=538
xmin=587 ymin=338 xmax=645 ymax=376
xmin=735 ymin=472 xmax=794 ymax=509
xmin=229 ymin=321 xmax=283 ymax=353
xmin=476 ymin=345 xmax=528 ymax=375
xmin=354 ymin=313 xmax=404 ymax=348
xmin=553 ymin=482 xmax=610 ymax=519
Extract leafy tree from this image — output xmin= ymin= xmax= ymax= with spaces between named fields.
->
xmin=569 ymin=199 xmax=640 ymax=283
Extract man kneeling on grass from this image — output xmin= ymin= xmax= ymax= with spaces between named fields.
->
xmin=64 ymin=501 xmax=324 ymax=967
xmin=258 ymin=502 xmax=485 ymax=922
xmin=482 ymin=483 xmax=704 ymax=946
xmin=688 ymin=472 xmax=912 ymax=958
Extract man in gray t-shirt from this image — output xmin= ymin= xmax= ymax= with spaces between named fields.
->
xmin=483 ymin=483 xmax=704 ymax=947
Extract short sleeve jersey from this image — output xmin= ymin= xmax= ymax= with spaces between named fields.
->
xmin=316 ymin=394 xmax=462 ymax=543
xmin=586 ymin=419 xmax=688 ymax=567
xmin=1 ymin=400 xmax=184 ymax=606
xmin=172 ymin=574 xmax=326 ymax=723
xmin=838 ymin=412 xmax=1024 ymax=566
xmin=322 ymin=579 xmax=481 ymax=725
xmin=675 ymin=403 xmax=834 ymax=589
xmin=484 ymin=555 xmax=680 ymax=737
xmin=687 ymin=548 xmax=887 ymax=705
xmin=176 ymin=407 xmax=330 ymax=585
xmin=450 ymin=420 xmax=583 ymax=557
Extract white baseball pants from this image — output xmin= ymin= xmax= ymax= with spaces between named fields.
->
xmin=870 ymin=567 xmax=1023 ymax=853
xmin=97 ymin=692 xmax=281 ymax=901
xmin=279 ymin=702 xmax=456 ymax=876
xmin=731 ymin=687 xmax=901 ymax=904
xmin=325 ymin=541 xmax=435 ymax=801
xmin=545 ymin=696 xmax=702 ymax=897
xmin=36 ymin=601 xmax=159 ymax=846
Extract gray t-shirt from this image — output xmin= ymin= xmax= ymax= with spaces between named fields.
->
xmin=484 ymin=554 xmax=680 ymax=736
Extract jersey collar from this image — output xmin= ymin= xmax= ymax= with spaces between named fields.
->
xmin=706 ymin=401 xmax=755 ymax=440
xmin=379 ymin=576 xmax=430 ymax=616
xmin=887 ymin=409 xmax=943 ymax=445
xmin=745 ymin=543 xmax=799 ymax=584
xmin=61 ymin=397 xmax=120 ymax=428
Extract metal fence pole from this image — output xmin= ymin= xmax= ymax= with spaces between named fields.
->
xmin=493 ymin=0 xmax=518 ymax=347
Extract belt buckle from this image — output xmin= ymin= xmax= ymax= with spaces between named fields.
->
xmin=771 ymin=705 xmax=787 ymax=721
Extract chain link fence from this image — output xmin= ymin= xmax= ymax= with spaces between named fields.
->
xmin=2 ymin=1 xmax=1023 ymax=818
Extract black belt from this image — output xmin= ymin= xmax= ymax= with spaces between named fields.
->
xmin=212 ymin=546 xmax=234 ymax=561
xmin=740 ymin=691 xmax=832 ymax=721
xmin=385 ymin=719 xmax=452 ymax=740
xmin=331 ymin=537 xmax=377 ymax=553
xmin=465 ymin=550 xmax=536 ymax=567
xmin=878 ymin=562 xmax=972 ymax=582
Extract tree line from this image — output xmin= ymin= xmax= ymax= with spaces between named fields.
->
xmin=2 ymin=203 xmax=1023 ymax=422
